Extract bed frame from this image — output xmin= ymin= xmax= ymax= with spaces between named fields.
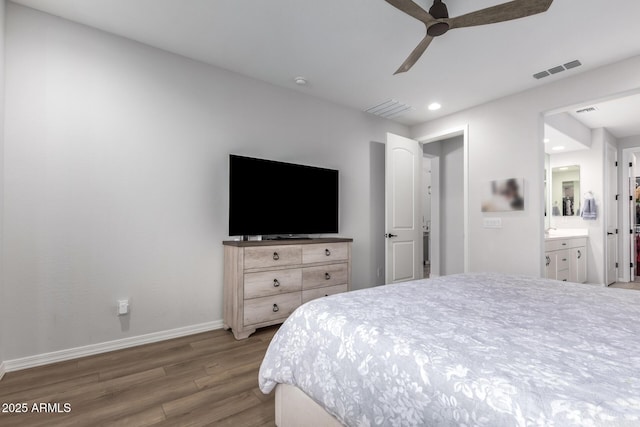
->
xmin=275 ymin=384 xmax=342 ymax=427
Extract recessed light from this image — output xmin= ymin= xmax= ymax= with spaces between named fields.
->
xmin=543 ymin=138 xmax=550 ymax=143
xmin=551 ymin=146 xmax=565 ymax=151
xmin=428 ymin=102 xmax=441 ymax=111
xmin=294 ymin=76 xmax=307 ymax=85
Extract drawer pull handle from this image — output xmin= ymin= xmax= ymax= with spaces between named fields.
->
xmin=545 ymin=255 xmax=550 ymax=267
xmin=273 ymin=279 xmax=280 ymax=287
xmin=272 ymin=304 xmax=279 ymax=313
xmin=562 ymin=243 xmax=567 ymax=246
xmin=273 ymin=252 xmax=279 ymax=261
xmin=562 ymin=279 xmax=568 ymax=282
xmin=325 ymin=248 xmax=331 ymax=256
xmin=562 ymin=258 xmax=567 ymax=262
xmin=324 ymin=294 xmax=329 ymax=297
xmin=577 ymin=250 xmax=582 ymax=259
xmin=325 ymin=272 xmax=331 ymax=280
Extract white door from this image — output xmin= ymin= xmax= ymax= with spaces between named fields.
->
xmin=606 ymin=143 xmax=618 ymax=285
xmin=385 ymin=133 xmax=423 ymax=284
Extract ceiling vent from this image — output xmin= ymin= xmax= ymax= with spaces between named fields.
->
xmin=364 ymin=99 xmax=414 ymax=119
xmin=575 ymin=106 xmax=597 ymax=114
xmin=533 ymin=60 xmax=582 ymax=80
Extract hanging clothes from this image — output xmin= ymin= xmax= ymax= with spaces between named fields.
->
xmin=636 ymin=234 xmax=640 ymax=276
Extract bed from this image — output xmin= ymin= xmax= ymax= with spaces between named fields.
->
xmin=258 ymin=273 xmax=640 ymax=426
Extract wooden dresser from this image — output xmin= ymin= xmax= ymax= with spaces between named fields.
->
xmin=223 ymin=238 xmax=352 ymax=339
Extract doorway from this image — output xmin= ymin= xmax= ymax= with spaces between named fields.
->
xmin=621 ymin=148 xmax=640 ymax=283
xmin=384 ymin=127 xmax=468 ymax=284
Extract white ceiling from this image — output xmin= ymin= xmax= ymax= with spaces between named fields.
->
xmin=10 ymin=0 xmax=640 ymax=125
xmin=544 ymin=91 xmax=640 ymax=154
xmin=544 ymin=124 xmax=588 ymax=155
xmin=568 ymin=93 xmax=640 ymax=139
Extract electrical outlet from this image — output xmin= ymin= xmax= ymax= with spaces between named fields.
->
xmin=117 ymin=299 xmax=129 ymax=316
xmin=377 ymin=267 xmax=382 ymax=278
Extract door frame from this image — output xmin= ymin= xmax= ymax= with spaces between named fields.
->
xmin=605 ymin=141 xmax=618 ymax=285
xmin=621 ymin=147 xmax=640 ymax=282
xmin=422 ymin=153 xmax=440 ymax=277
xmin=415 ymin=125 xmax=470 ymax=273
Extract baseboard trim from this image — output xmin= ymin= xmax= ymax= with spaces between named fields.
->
xmin=3 ymin=320 xmax=224 ymax=373
xmin=0 ymin=361 xmax=6 ymax=380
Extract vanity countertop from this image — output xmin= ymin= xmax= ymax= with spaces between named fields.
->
xmin=544 ymin=229 xmax=588 ymax=241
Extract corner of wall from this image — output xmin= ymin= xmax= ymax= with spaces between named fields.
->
xmin=0 ymin=0 xmax=7 ymax=374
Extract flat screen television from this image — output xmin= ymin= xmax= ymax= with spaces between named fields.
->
xmin=229 ymin=155 xmax=339 ymax=237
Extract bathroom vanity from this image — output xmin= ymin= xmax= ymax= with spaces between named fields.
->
xmin=544 ymin=230 xmax=588 ymax=283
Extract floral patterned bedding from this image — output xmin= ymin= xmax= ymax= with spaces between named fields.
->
xmin=259 ymin=273 xmax=640 ymax=426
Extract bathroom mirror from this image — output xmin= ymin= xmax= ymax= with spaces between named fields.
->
xmin=551 ymin=165 xmax=581 ymax=216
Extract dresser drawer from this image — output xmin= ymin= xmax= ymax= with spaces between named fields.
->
xmin=556 ymin=269 xmax=570 ymax=282
xmin=545 ymin=239 xmax=571 ymax=252
xmin=302 ymin=243 xmax=349 ymax=264
xmin=243 ymin=292 xmax=302 ymax=326
xmin=244 ymin=268 xmax=302 ymax=299
xmin=244 ymin=245 xmax=302 ymax=269
xmin=302 ymin=263 xmax=349 ymax=290
xmin=302 ymin=284 xmax=348 ymax=304
xmin=556 ymin=249 xmax=570 ymax=271
xmin=545 ymin=237 xmax=587 ymax=252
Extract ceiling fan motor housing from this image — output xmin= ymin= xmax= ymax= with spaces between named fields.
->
xmin=428 ymin=0 xmax=449 ymax=19
xmin=427 ymin=21 xmax=449 ymax=37
xmin=427 ymin=0 xmax=450 ymax=36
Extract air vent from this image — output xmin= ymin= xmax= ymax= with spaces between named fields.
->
xmin=564 ymin=60 xmax=581 ymax=70
xmin=533 ymin=60 xmax=582 ymax=80
xmin=576 ymin=106 xmax=597 ymax=114
xmin=364 ymin=99 xmax=414 ymax=118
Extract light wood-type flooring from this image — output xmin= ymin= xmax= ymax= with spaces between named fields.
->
xmin=0 ymin=326 xmax=278 ymax=427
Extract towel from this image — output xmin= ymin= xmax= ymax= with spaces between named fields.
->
xmin=582 ymin=198 xmax=597 ymax=220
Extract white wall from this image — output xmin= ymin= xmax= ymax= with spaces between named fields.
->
xmin=2 ymin=4 xmax=408 ymax=361
xmin=0 ymin=0 xmax=6 ymax=378
xmin=411 ymin=55 xmax=640 ymax=278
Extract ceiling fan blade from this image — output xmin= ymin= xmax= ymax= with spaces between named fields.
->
xmin=394 ymin=34 xmax=434 ymax=75
xmin=384 ymin=0 xmax=436 ymax=25
xmin=448 ymin=0 xmax=553 ymax=30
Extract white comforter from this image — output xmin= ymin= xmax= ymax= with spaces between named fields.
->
xmin=259 ymin=273 xmax=640 ymax=426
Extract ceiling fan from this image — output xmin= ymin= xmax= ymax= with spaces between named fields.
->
xmin=385 ymin=0 xmax=553 ymax=74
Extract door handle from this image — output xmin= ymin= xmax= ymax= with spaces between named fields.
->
xmin=607 ymin=232 xmax=614 ymax=235
xmin=385 ymin=233 xmax=398 ymax=238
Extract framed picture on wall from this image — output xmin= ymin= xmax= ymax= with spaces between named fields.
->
xmin=481 ymin=178 xmax=525 ymax=212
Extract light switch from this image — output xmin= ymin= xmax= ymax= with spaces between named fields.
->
xmin=483 ymin=217 xmax=502 ymax=228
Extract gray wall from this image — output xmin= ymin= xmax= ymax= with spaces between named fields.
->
xmin=2 ymin=4 xmax=408 ymax=360
xmin=440 ymin=137 xmax=464 ymax=275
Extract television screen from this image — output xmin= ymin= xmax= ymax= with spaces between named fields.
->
xmin=229 ymin=155 xmax=339 ymax=236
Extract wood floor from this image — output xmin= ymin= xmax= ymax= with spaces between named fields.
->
xmin=0 ymin=326 xmax=278 ymax=427
xmin=609 ymin=282 xmax=640 ymax=290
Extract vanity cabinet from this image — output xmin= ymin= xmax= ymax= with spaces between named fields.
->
xmin=544 ymin=237 xmax=587 ymax=283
